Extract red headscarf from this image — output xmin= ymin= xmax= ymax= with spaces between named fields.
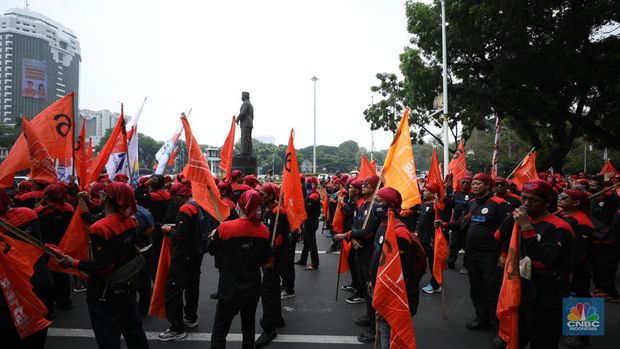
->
xmin=364 ymin=175 xmax=380 ymax=189
xmin=217 ymin=182 xmax=233 ymax=197
xmin=259 ymin=183 xmax=280 ymax=201
xmin=244 ymin=175 xmax=258 ymax=187
xmin=169 ymin=183 xmax=192 ymax=197
xmin=563 ymin=188 xmax=589 ymax=211
xmin=104 ymin=182 xmax=137 ymax=217
xmin=424 ymin=182 xmax=440 ymax=194
xmin=18 ymin=180 xmax=35 ymax=194
xmin=90 ymin=182 xmax=108 ymax=199
xmin=238 ymin=190 xmax=263 ymax=226
xmin=472 ymin=172 xmax=493 ymax=185
xmin=377 ymin=187 xmax=402 ymax=211
xmin=43 ymin=183 xmax=67 ymax=209
xmin=350 ymin=179 xmax=363 ymax=189
xmin=114 ymin=173 xmax=129 ymax=183
xmin=0 ymin=188 xmax=11 ymax=213
xmin=522 ymin=179 xmax=554 ymax=200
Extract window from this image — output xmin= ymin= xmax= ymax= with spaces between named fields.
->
xmin=59 ymin=41 xmax=67 ymax=49
xmin=58 ymin=52 xmax=64 ymax=61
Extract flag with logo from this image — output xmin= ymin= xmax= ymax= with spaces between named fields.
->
xmin=154 ymin=121 xmax=183 ymax=175
xmin=510 ymin=151 xmax=538 ymax=190
xmin=382 ymin=109 xmax=421 ymax=208
xmin=219 ymin=115 xmax=236 ymax=182
xmin=426 ymin=148 xmax=445 ymax=209
xmin=372 ymin=210 xmax=417 ymax=348
xmin=448 ymin=141 xmax=467 ymax=192
xmin=599 ymin=160 xmax=617 ymax=176
xmin=281 ymin=129 xmax=307 ymax=232
xmin=0 ymin=93 xmax=74 ymax=187
xmin=22 ymin=117 xmax=58 ymax=185
xmin=104 ymin=104 xmax=129 ymax=181
xmin=86 ymin=112 xmax=126 ymax=185
xmin=496 ymin=223 xmax=520 ymax=349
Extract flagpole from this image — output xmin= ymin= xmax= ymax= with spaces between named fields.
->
xmin=335 ymin=240 xmax=343 ymax=301
xmin=434 ymin=199 xmax=448 ymax=319
xmin=506 ymin=147 xmax=536 ymax=179
xmin=271 ymin=189 xmax=285 ymax=248
xmin=71 ymin=92 xmax=76 ymax=179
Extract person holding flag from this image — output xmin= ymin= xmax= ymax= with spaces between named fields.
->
xmin=297 ymin=177 xmax=321 ymax=270
xmin=341 ymin=178 xmax=365 ymax=304
xmin=493 ymin=177 xmax=521 ymax=211
xmin=446 ymin=175 xmax=473 ymax=272
xmin=419 ymin=182 xmax=442 ymax=294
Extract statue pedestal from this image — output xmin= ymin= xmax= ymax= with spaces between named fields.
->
xmin=232 ymin=155 xmax=257 ymax=176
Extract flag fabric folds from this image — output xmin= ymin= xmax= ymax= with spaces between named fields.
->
xmin=181 ymin=116 xmax=230 ymax=221
xmin=104 ymin=105 xmax=129 ymax=181
xmin=74 ymin=120 xmax=89 ymax=189
xmin=338 ymin=239 xmax=351 ymax=273
xmin=0 ymin=234 xmax=52 ymax=339
xmin=372 ymin=211 xmax=416 ymax=349
xmin=281 ymin=129 xmax=307 ymax=232
xmin=448 ymin=141 xmax=467 ymax=192
xmin=154 ymin=122 xmax=183 ymax=175
xmin=510 ymin=151 xmax=538 ymax=190
xmin=382 ymin=109 xmax=421 ymax=209
xmin=48 ymin=209 xmax=90 ymax=278
xmin=127 ymin=97 xmax=147 ymax=186
xmin=22 ymin=117 xmax=58 ymax=185
xmin=149 ymin=235 xmax=171 ymax=318
xmin=219 ymin=116 xmax=236 ymax=182
xmin=600 ymin=160 xmax=617 ymax=176
xmin=331 ymin=189 xmax=346 ymax=234
xmin=0 ymin=93 xmax=75 ymax=188
xmin=432 ymin=203 xmax=449 ymax=286
xmin=496 ymin=223 xmax=521 ymax=349
xmin=426 ymin=149 xmax=445 ymax=209
xmin=319 ymin=187 xmax=330 ymax=222
xmin=86 ymin=112 xmax=126 ymax=185
xmin=359 ymin=154 xmax=377 ymax=179
xmin=491 ymin=116 xmax=501 ymax=178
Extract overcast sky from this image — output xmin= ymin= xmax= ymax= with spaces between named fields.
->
xmin=5 ymin=0 xmax=430 ymax=151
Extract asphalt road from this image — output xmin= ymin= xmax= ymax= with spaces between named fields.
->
xmin=46 ymin=227 xmax=619 ymax=349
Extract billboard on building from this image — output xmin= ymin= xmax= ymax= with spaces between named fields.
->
xmin=21 ymin=58 xmax=47 ymax=100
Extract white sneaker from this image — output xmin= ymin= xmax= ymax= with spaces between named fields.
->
xmin=422 ymin=284 xmax=442 ymax=294
xmin=158 ymin=328 xmax=187 ymax=341
xmin=280 ymin=290 xmax=295 ymax=300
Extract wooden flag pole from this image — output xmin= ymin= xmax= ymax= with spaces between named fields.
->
xmin=271 ymin=189 xmax=285 ymax=248
xmin=506 ymin=147 xmax=536 ymax=180
xmin=587 ymin=182 xmax=620 ymax=201
xmin=335 ymin=240 xmax=343 ymax=301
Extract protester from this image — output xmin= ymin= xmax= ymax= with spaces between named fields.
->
xmin=446 ymin=175 xmax=473 ymax=272
xmin=419 ymin=182 xmax=441 ymax=294
xmin=296 ymin=177 xmax=321 ymax=270
xmin=341 ymin=178 xmax=365 ymax=304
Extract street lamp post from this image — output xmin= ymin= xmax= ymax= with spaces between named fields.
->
xmin=311 ymin=76 xmax=318 ymax=173
xmin=441 ymin=0 xmax=450 ymax=175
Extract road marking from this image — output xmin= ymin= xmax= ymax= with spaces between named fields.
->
xmin=48 ymin=327 xmax=362 ymax=344
xmin=295 ymin=250 xmax=332 ymax=254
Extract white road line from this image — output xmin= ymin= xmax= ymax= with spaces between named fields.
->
xmin=48 ymin=328 xmax=361 ymax=345
xmin=295 ymin=250 xmax=337 ymax=254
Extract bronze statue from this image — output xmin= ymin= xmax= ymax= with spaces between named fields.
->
xmin=236 ymin=91 xmax=254 ymax=155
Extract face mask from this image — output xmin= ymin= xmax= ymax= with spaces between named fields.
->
xmin=371 ymin=201 xmax=389 ymax=220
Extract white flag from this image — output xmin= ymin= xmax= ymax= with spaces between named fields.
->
xmin=154 ymin=123 xmax=182 ymax=175
xmin=128 ymin=97 xmax=147 ymax=185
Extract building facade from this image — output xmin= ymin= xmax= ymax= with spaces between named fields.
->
xmin=79 ymin=109 xmax=131 ymax=147
xmin=0 ymin=7 xmax=80 ymax=124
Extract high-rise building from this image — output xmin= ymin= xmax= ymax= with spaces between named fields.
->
xmin=79 ymin=109 xmax=132 ymax=147
xmin=0 ymin=7 xmax=80 ymax=124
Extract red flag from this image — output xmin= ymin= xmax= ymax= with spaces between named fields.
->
xmin=85 ymin=138 xmax=93 ymax=178
xmin=448 ymin=141 xmax=467 ymax=192
xmin=74 ymin=120 xmax=88 ymax=189
xmin=319 ymin=187 xmax=330 ymax=222
xmin=510 ymin=151 xmax=538 ymax=190
xmin=497 ymin=223 xmax=521 ymax=349
xmin=372 ymin=211 xmax=417 ymax=348
xmin=432 ymin=203 xmax=449 ymax=285
xmin=338 ymin=239 xmax=351 ymax=273
xmin=181 ymin=116 xmax=231 ymax=221
xmin=599 ymin=160 xmax=617 ymax=176
xmin=219 ymin=116 xmax=236 ymax=182
xmin=331 ymin=189 xmax=346 ymax=234
xmin=86 ymin=112 xmax=126 ymax=185
xmin=0 ymin=93 xmax=74 ymax=188
xmin=166 ymin=147 xmax=178 ymax=167
xmin=359 ymin=154 xmax=377 ymax=179
xmin=149 ymin=235 xmax=171 ymax=318
xmin=426 ymin=149 xmax=445 ymax=209
xmin=22 ymin=117 xmax=58 ymax=185
xmin=281 ymin=129 xmax=307 ymax=232
xmin=0 ymin=234 xmax=51 ymax=339
xmin=48 ymin=209 xmax=90 ymax=278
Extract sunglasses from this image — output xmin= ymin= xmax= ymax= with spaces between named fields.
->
xmin=557 ymin=194 xmax=571 ymax=200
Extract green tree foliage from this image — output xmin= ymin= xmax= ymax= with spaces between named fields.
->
xmin=0 ymin=119 xmax=22 ymax=150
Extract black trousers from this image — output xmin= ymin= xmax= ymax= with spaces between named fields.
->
xmin=447 ymin=228 xmax=466 ymax=267
xmin=261 ymin=251 xmax=286 ymax=332
xmin=300 ymin=222 xmax=319 ymax=267
xmin=211 ymin=297 xmax=259 ymax=349
xmin=136 ymin=250 xmax=152 ymax=315
xmin=464 ymin=250 xmax=502 ymax=330
xmin=149 ymin=227 xmax=164 ymax=282
xmin=2 ymin=322 xmax=47 ymax=349
xmin=165 ymin=253 xmax=204 ymax=332
xmin=355 ymin=247 xmax=375 ymax=322
xmin=88 ymin=291 xmax=149 ymax=349
xmin=519 ymin=302 xmax=562 ymax=349
xmin=281 ymin=237 xmax=297 ymax=294
xmin=348 ymin=247 xmax=362 ymax=296
xmin=51 ymin=271 xmax=72 ymax=309
xmin=422 ymin=242 xmax=441 ymax=289
xmin=591 ymin=243 xmax=619 ymax=297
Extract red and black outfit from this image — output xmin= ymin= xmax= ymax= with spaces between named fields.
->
xmin=590 ymin=190 xmax=620 ymax=298
xmin=299 ymin=190 xmax=321 ymax=267
xmin=417 ymin=201 xmax=441 ymax=288
xmin=496 ymin=192 xmax=521 ymax=211
xmin=13 ymin=190 xmax=44 ymax=209
xmin=75 ymin=213 xmax=148 ymax=349
xmin=208 ymin=217 xmax=270 ymax=349
xmin=164 ymin=201 xmax=205 ymax=332
xmin=560 ymin=210 xmax=593 ymax=297
xmin=446 ymin=190 xmax=474 ymax=268
xmin=231 ymin=183 xmax=252 ymax=203
xmin=135 ymin=187 xmax=171 ymax=281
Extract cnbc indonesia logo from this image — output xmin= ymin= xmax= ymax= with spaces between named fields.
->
xmin=564 ymin=299 xmax=604 ymax=336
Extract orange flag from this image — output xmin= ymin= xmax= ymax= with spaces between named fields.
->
xmin=149 ymin=235 xmax=171 ymax=319
xmin=338 ymin=239 xmax=351 ymax=273
xmin=0 ymin=234 xmax=52 ymax=339
xmin=372 ymin=211 xmax=417 ymax=348
xmin=0 ymin=93 xmax=74 ymax=187
xmin=432 ymin=203 xmax=449 ymax=285
xmin=510 ymin=151 xmax=538 ymax=190
xmin=359 ymin=154 xmax=377 ymax=179
xmin=281 ymin=129 xmax=307 ymax=232
xmin=86 ymin=112 xmax=126 ymax=185
xmin=181 ymin=116 xmax=231 ymax=221
xmin=331 ymin=189 xmax=346 ymax=233
xmin=22 ymin=117 xmax=58 ymax=185
xmin=166 ymin=147 xmax=178 ymax=167
xmin=48 ymin=209 xmax=90 ymax=278
xmin=382 ymin=109 xmax=421 ymax=209
xmin=74 ymin=120 xmax=88 ymax=189
xmin=219 ymin=116 xmax=236 ymax=182
xmin=599 ymin=160 xmax=617 ymax=175
xmin=85 ymin=138 xmax=93 ymax=171
xmin=497 ymin=223 xmax=521 ymax=349
xmin=319 ymin=187 xmax=330 ymax=222
xmin=426 ymin=149 xmax=445 ymax=209
xmin=448 ymin=141 xmax=467 ymax=192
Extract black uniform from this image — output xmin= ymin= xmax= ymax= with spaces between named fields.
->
xmin=76 ymin=212 xmax=148 ymax=349
xmin=560 ymin=211 xmax=593 ymax=297
xmin=135 ymin=187 xmax=171 ymax=282
xmin=165 ymin=201 xmax=205 ymax=332
xmin=446 ymin=190 xmax=474 ymax=267
xmin=208 ymin=218 xmax=270 ymax=349
xmin=299 ymin=190 xmax=321 ymax=267
xmin=416 ymin=202 xmax=440 ymax=288
xmin=590 ymin=191 xmax=620 ymax=298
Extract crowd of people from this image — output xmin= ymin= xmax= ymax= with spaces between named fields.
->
xmin=1 ymin=165 xmax=619 ymax=349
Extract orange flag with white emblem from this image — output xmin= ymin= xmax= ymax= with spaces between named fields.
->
xmin=22 ymin=117 xmax=58 ymax=185
xmin=87 ymin=112 xmax=126 ymax=185
xmin=448 ymin=141 xmax=467 ymax=192
xmin=181 ymin=116 xmax=230 ymax=221
xmin=510 ymin=151 xmax=538 ymax=190
xmin=219 ymin=116 xmax=236 ymax=182
xmin=382 ymin=109 xmax=421 ymax=209
xmin=281 ymin=129 xmax=307 ymax=232
xmin=497 ymin=223 xmax=520 ymax=349
xmin=372 ymin=210 xmax=417 ymax=348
